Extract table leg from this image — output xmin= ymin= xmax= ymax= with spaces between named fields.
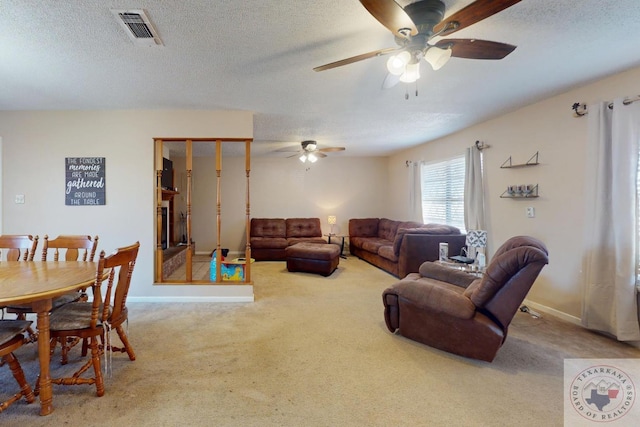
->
xmin=33 ymin=299 xmax=54 ymax=416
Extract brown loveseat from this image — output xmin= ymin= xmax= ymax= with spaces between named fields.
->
xmin=250 ymin=218 xmax=327 ymax=261
xmin=349 ymin=218 xmax=466 ymax=278
xmin=382 ymin=236 xmax=549 ymax=362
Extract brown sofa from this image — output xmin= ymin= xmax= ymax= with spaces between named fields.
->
xmin=349 ymin=218 xmax=466 ymax=278
xmin=250 ymin=218 xmax=327 ymax=261
xmin=382 ymin=236 xmax=549 ymax=362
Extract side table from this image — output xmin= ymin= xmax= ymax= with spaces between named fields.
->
xmin=325 ymin=234 xmax=347 ymax=259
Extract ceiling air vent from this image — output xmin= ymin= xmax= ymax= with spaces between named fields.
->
xmin=111 ymin=9 xmax=163 ymax=47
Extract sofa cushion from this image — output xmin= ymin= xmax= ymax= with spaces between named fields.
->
xmin=392 ymin=225 xmax=462 ymax=255
xmin=391 ymin=277 xmax=475 ymax=319
xmin=349 ymin=218 xmax=379 ymax=237
xmin=423 ymin=223 xmax=462 ymax=234
xmin=378 ymin=245 xmax=398 ymax=262
xmin=250 ymin=218 xmax=286 ymax=238
xmin=287 ymin=237 xmax=327 ymax=246
xmin=286 ymin=218 xmax=322 ymax=238
xmin=418 ymin=261 xmax=477 ymax=288
xmin=362 ymin=238 xmax=392 ymax=254
xmin=378 ymin=218 xmax=400 ymax=241
xmin=250 ymin=237 xmax=288 ymax=249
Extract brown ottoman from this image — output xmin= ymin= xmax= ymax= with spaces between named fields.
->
xmin=285 ymin=242 xmax=340 ymax=276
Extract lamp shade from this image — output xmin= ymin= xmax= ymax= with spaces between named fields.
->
xmin=328 ymin=215 xmax=337 ymax=225
xmin=424 ymin=46 xmax=452 ymax=71
xmin=466 ymin=230 xmax=487 ymax=248
xmin=399 ymin=61 xmax=420 ymax=83
xmin=386 ymin=51 xmax=411 ymax=76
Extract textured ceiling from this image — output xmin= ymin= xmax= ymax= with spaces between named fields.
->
xmin=2 ymin=0 xmax=640 ymax=157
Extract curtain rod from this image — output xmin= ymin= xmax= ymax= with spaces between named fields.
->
xmin=572 ymin=95 xmax=640 ymax=117
xmin=405 ymin=140 xmax=489 ymax=166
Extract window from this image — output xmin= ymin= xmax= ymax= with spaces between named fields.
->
xmin=421 ymin=155 xmax=466 ymax=232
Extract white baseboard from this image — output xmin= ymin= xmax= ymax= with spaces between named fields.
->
xmin=521 ymin=298 xmax=581 ymax=325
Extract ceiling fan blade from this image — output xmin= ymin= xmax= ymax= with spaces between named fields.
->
xmin=314 ymin=47 xmax=400 ymax=72
xmin=359 ymin=0 xmax=417 ymax=38
xmin=382 ymin=72 xmax=401 ymax=89
xmin=318 ymin=147 xmax=346 ymax=153
xmin=433 ymin=0 xmax=522 ymax=37
xmin=287 ymin=152 xmax=302 ymax=158
xmin=275 ymin=146 xmax=303 ymax=153
xmin=434 ymin=39 xmax=516 ymax=60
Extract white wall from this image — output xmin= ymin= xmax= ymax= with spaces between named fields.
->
xmin=388 ymin=65 xmax=640 ymax=320
xmin=251 ymin=156 xmax=390 ymax=237
xmin=0 ymin=110 xmax=253 ymax=300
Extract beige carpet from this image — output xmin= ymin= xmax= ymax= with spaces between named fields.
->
xmin=2 ymin=257 xmax=639 ymax=426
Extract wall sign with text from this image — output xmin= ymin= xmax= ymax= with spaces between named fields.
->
xmin=65 ymin=157 xmax=106 ymax=206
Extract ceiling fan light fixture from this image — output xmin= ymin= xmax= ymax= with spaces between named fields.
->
xmin=425 ymin=46 xmax=452 ymax=71
xmin=386 ymin=51 xmax=411 ymax=75
xmin=308 ymin=153 xmax=318 ymax=163
xmin=302 ymin=140 xmax=317 ymax=151
xmin=399 ymin=61 xmax=420 ymax=83
xmin=299 ymin=154 xmax=307 ymax=163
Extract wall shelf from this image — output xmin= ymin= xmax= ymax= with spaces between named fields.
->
xmin=500 ymin=184 xmax=539 ymax=198
xmin=500 ymin=151 xmax=539 ymax=168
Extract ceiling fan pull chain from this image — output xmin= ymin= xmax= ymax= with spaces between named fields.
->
xmin=405 ymin=86 xmax=409 ymax=100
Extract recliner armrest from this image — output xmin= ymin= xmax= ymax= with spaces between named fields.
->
xmin=418 ymin=262 xmax=478 ymax=288
xmin=385 ymin=279 xmax=476 ymax=319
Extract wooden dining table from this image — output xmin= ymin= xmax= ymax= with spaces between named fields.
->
xmin=0 ymin=261 xmax=101 ymax=416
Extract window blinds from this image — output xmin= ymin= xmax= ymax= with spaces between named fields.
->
xmin=421 ymin=156 xmax=466 ymax=232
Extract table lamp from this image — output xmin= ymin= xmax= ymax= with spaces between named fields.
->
xmin=328 ymin=215 xmax=337 ymax=235
xmin=465 ymin=230 xmax=487 ymax=264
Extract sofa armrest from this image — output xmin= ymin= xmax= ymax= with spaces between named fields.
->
xmin=418 ymin=262 xmax=478 ymax=288
xmin=397 ymin=233 xmax=467 ymax=278
xmin=384 ymin=279 xmax=476 ymax=320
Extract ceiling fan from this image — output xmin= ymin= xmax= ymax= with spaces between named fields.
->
xmin=285 ymin=140 xmax=346 ymax=163
xmin=314 ymin=0 xmax=522 ymax=86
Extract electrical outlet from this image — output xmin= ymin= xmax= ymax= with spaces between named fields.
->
xmin=526 ymin=206 xmax=535 ymax=218
xmin=15 ymin=194 xmax=25 ymax=204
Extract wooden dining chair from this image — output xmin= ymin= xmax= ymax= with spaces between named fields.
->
xmin=6 ymin=235 xmax=99 ymax=349
xmin=0 ymin=234 xmax=38 ymax=261
xmin=41 ymin=235 xmax=100 ymax=363
xmin=0 ymin=320 xmax=36 ymax=413
xmin=0 ymin=235 xmax=39 ymax=342
xmin=46 ymin=242 xmax=140 ymax=397
xmin=40 ymin=234 xmax=99 ymax=301
xmin=41 ymin=234 xmax=99 ymax=262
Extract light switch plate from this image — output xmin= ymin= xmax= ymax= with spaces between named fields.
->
xmin=15 ymin=194 xmax=25 ymax=204
xmin=526 ymin=206 xmax=535 ymax=218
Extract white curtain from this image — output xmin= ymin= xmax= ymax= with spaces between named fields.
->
xmin=408 ymin=161 xmax=423 ymax=222
xmin=582 ymin=98 xmax=640 ymax=341
xmin=464 ymin=145 xmax=485 ymax=231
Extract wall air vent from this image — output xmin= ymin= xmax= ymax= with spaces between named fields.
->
xmin=111 ymin=9 xmax=163 ymax=47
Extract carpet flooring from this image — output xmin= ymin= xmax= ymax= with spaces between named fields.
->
xmin=1 ymin=256 xmax=639 ymax=426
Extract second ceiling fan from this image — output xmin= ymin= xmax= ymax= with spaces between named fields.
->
xmin=314 ymin=0 xmax=522 ymax=86
xmin=287 ymin=140 xmax=346 ymax=163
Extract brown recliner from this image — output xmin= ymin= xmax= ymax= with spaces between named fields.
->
xmin=382 ymin=236 xmax=549 ymax=362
